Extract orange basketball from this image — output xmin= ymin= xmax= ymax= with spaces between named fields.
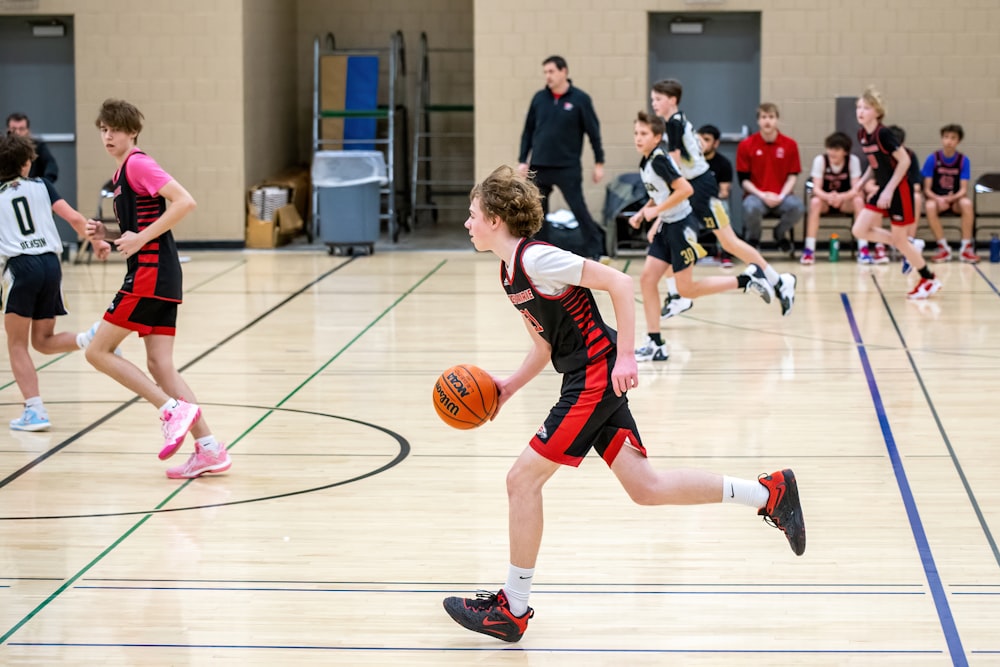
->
xmin=433 ymin=364 xmax=499 ymax=429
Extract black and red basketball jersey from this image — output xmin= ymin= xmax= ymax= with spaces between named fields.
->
xmin=112 ymin=151 xmax=182 ymax=301
xmin=501 ymin=239 xmax=616 ymax=373
xmin=821 ymin=154 xmax=852 ymax=193
xmin=858 ymin=124 xmax=903 ymax=189
xmin=929 ymin=150 xmax=965 ymax=196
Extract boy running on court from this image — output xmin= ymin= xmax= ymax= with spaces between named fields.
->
xmin=629 ymin=112 xmax=773 ymax=362
xmin=650 ymin=79 xmax=797 ymax=317
xmin=852 ymin=87 xmax=941 ymax=300
xmin=0 ymin=133 xmax=112 ymax=431
xmin=442 ymin=165 xmax=805 ymax=643
xmin=84 ymin=98 xmax=231 ymax=478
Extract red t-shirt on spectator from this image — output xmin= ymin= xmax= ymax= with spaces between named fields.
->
xmin=736 ymin=132 xmax=801 ymax=195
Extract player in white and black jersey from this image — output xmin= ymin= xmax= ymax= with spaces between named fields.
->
xmin=0 ymin=133 xmax=111 ymax=431
xmin=650 ymin=79 xmax=797 ymax=317
xmin=629 ymin=112 xmax=773 ymax=361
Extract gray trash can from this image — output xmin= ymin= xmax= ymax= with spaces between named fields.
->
xmin=311 ymin=150 xmax=387 ymax=255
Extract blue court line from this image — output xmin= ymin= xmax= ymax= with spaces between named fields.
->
xmin=70 ymin=585 xmax=925 ymax=596
xmin=5 ymin=642 xmax=943 ymax=655
xmin=973 ymin=264 xmax=1000 ymax=297
xmin=868 ymin=275 xmax=999 ymax=567
xmin=841 ymin=293 xmax=967 ymax=667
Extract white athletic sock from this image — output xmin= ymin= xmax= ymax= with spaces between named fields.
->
xmin=763 ymin=265 xmax=780 ymax=286
xmin=504 ymin=564 xmax=534 ymax=617
xmin=938 ymin=238 xmax=950 ymax=250
xmin=858 ymin=240 xmax=869 ymax=250
xmin=722 ymin=476 xmax=770 ymax=509
xmin=196 ymin=435 xmax=221 ymax=453
xmin=159 ymin=398 xmax=179 ymax=417
xmin=805 ymin=237 xmax=816 ymax=251
xmin=960 ymin=239 xmax=971 ymax=251
xmin=665 ymin=277 xmax=678 ymax=296
xmin=25 ymin=396 xmax=45 ymax=415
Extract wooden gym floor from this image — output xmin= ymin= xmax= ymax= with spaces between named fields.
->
xmin=1 ymin=248 xmax=998 ymax=666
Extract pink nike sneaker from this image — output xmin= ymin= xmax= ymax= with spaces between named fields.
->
xmin=166 ymin=443 xmax=232 ymax=479
xmin=158 ymin=400 xmax=201 ymax=460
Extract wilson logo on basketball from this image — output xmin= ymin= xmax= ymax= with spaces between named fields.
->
xmin=432 ymin=364 xmax=499 ymax=430
xmin=435 ymin=381 xmax=462 ymax=416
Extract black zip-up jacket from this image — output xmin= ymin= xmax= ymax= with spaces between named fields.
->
xmin=518 ymin=82 xmax=604 ymax=168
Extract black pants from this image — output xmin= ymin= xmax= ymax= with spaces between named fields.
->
xmin=531 ymin=165 xmax=605 ymax=259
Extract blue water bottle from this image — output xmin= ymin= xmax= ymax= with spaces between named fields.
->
xmin=990 ymin=234 xmax=1000 ymax=263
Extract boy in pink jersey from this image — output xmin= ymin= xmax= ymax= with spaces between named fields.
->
xmin=84 ymin=99 xmax=231 ymax=479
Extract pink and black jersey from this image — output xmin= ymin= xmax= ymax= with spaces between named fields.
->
xmin=501 ymin=239 xmax=615 ymax=374
xmin=858 ymin=124 xmax=904 ymax=189
xmin=112 ymin=150 xmax=182 ymax=301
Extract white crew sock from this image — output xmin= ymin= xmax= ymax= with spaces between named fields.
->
xmin=805 ymin=237 xmax=816 ymax=251
xmin=665 ymin=277 xmax=678 ymax=296
xmin=504 ymin=564 xmax=534 ymax=617
xmin=196 ymin=435 xmax=221 ymax=453
xmin=763 ymin=265 xmax=780 ymax=286
xmin=722 ymin=476 xmax=770 ymax=509
xmin=25 ymin=396 xmax=46 ymax=415
xmin=159 ymin=398 xmax=179 ymax=417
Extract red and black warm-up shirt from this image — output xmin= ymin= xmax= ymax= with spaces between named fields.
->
xmin=112 ymin=150 xmax=182 ymax=301
xmin=501 ymin=239 xmax=616 ymax=374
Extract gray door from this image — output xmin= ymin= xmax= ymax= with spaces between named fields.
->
xmin=648 ymin=12 xmax=761 ymax=233
xmin=0 ymin=15 xmax=77 ymax=250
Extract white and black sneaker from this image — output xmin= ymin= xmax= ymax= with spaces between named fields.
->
xmin=661 ymin=295 xmax=693 ymax=320
xmin=635 ymin=336 xmax=669 ymax=362
xmin=775 ymin=273 xmax=797 ymax=316
xmin=742 ymin=264 xmax=774 ymax=304
xmin=660 ymin=293 xmax=678 ymax=317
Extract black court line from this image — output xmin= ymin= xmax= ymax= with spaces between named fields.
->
xmin=871 ymin=274 xmax=1000 ymax=568
xmin=0 ymin=258 xmax=446 ymax=645
xmin=0 ymin=404 xmax=408 ymax=520
xmin=0 ymin=258 xmax=358 ymax=491
xmin=0 ymin=257 xmax=250 ymax=394
xmin=973 ymin=264 xmax=1000 ymax=297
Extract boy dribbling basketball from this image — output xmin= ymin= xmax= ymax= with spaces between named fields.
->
xmin=442 ymin=165 xmax=805 ymax=643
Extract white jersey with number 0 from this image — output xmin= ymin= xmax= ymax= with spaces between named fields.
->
xmin=0 ymin=178 xmax=64 ymax=260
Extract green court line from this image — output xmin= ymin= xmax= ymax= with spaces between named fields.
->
xmin=0 ymin=258 xmax=447 ymax=645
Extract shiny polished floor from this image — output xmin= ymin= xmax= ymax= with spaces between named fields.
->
xmin=1 ymin=247 xmax=998 ymax=666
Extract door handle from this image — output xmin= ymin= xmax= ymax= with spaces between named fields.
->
xmin=719 ymin=125 xmax=749 ymax=143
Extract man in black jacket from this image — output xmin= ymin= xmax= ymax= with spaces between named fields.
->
xmin=518 ymin=56 xmax=605 ymax=260
xmin=6 ymin=112 xmax=59 ymax=183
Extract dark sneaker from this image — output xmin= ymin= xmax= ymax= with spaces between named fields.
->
xmin=442 ymin=589 xmax=533 ymax=642
xmin=758 ymin=469 xmax=806 ymax=556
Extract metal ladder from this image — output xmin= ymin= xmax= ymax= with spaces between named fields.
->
xmin=311 ymin=31 xmax=409 ymax=244
xmin=409 ymin=32 xmax=473 ymax=227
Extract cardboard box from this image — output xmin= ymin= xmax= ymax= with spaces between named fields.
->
xmin=245 ymin=167 xmax=310 ymax=248
xmin=245 ymin=195 xmax=303 ymax=249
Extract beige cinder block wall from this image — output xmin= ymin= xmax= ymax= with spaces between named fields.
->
xmin=244 ymin=0 xmax=299 ymax=190
xmin=296 ymin=0 xmax=474 ymax=222
xmin=1 ymin=0 xmax=249 ymax=242
xmin=475 ymin=0 xmax=1000 ymax=222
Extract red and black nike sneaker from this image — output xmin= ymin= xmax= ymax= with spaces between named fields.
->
xmin=442 ymin=589 xmax=533 ymax=642
xmin=758 ymin=469 xmax=806 ymax=556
